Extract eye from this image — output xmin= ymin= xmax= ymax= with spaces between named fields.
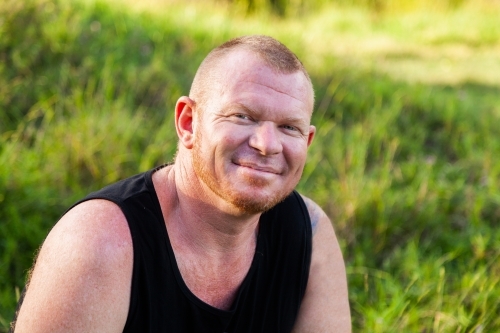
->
xmin=233 ymin=114 xmax=254 ymax=122
xmin=282 ymin=124 xmax=298 ymax=132
xmin=281 ymin=124 xmax=307 ymax=137
xmin=235 ymin=114 xmax=250 ymax=120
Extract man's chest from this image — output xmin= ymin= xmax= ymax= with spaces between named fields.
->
xmin=172 ymin=246 xmax=256 ymax=310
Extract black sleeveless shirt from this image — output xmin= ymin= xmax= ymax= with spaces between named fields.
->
xmin=77 ymin=166 xmax=312 ymax=333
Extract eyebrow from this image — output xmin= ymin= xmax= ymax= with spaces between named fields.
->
xmin=226 ymin=103 xmax=309 ymax=126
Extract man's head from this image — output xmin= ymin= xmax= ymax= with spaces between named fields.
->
xmin=175 ymin=35 xmax=315 ymax=214
xmin=189 ymin=35 xmax=314 ymax=111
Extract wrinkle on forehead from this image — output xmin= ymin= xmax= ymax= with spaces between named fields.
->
xmin=243 ymin=79 xmax=313 ymax=107
xmin=211 ymin=50 xmax=314 ymax=111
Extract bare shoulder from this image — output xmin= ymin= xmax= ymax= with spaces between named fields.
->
xmin=294 ymin=194 xmax=352 ymax=332
xmin=13 ymin=199 xmax=133 ymax=333
xmin=300 ymin=194 xmax=327 ymax=235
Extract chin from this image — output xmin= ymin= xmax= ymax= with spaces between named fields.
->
xmin=228 ymin=187 xmax=292 ymax=214
xmin=193 ymin=150 xmax=294 ymax=214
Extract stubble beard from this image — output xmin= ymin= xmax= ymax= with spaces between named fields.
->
xmin=191 ymin=129 xmax=292 ymax=215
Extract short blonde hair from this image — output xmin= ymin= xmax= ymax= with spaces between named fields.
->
xmin=189 ymin=35 xmax=312 ymax=109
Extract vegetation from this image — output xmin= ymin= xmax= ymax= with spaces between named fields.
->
xmin=1 ymin=0 xmax=499 ymax=331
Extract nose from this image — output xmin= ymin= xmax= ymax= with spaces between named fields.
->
xmin=248 ymin=121 xmax=283 ymax=155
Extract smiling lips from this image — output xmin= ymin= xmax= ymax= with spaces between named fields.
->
xmin=233 ymin=161 xmax=282 ymax=175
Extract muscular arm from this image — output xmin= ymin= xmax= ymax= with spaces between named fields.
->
xmin=13 ymin=200 xmax=133 ymax=333
xmin=292 ymin=195 xmax=351 ymax=332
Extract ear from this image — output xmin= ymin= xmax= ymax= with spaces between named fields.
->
xmin=307 ymin=125 xmax=316 ymax=147
xmin=175 ymin=96 xmax=196 ymax=149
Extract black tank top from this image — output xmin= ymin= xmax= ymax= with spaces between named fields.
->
xmin=78 ymin=166 xmax=312 ymax=333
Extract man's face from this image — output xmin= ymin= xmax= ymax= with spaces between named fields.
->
xmin=192 ymin=50 xmax=315 ymax=214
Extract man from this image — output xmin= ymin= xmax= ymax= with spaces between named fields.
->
xmin=12 ymin=35 xmax=351 ymax=332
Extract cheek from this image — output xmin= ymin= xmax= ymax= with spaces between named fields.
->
xmin=219 ymin=133 xmax=238 ymax=145
xmin=216 ymin=127 xmax=249 ymax=149
xmin=208 ymin=132 xmax=243 ymax=166
xmin=283 ymin=142 xmax=309 ymax=174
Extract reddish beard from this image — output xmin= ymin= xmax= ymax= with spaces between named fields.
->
xmin=191 ymin=128 xmax=291 ymax=214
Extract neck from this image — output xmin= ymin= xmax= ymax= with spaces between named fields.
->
xmin=154 ymin=160 xmax=261 ymax=257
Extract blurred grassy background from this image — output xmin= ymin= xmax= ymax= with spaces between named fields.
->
xmin=1 ymin=0 xmax=500 ymax=331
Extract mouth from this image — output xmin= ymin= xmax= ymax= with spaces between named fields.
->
xmin=233 ymin=161 xmax=281 ymax=175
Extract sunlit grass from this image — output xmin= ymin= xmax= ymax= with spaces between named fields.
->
xmin=88 ymin=0 xmax=500 ymax=86
xmin=1 ymin=0 xmax=500 ymax=332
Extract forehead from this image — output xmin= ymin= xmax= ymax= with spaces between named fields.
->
xmin=212 ymin=50 xmax=314 ymax=115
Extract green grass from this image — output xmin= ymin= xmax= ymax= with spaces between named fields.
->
xmin=1 ymin=0 xmax=500 ymax=331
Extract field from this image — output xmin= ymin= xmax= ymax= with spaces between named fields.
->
xmin=1 ymin=0 xmax=500 ymax=331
